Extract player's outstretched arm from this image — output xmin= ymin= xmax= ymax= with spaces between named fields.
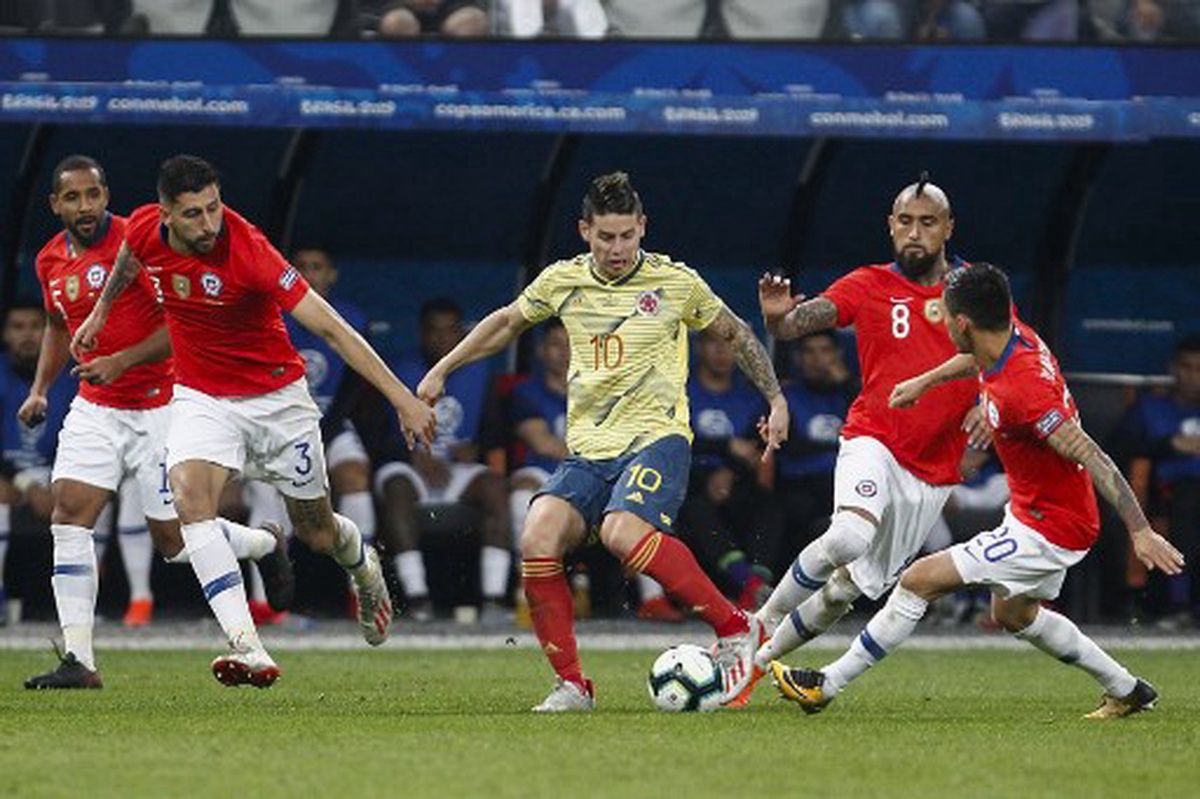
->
xmin=71 ymin=325 xmax=171 ymax=386
xmin=889 ymin=352 xmax=979 ymax=408
xmin=416 ymin=301 xmax=533 ymax=404
xmin=290 ymin=289 xmax=436 ymax=450
xmin=70 ymin=242 xmax=142 ymax=358
xmin=758 ymin=273 xmax=837 ymax=340
xmin=707 ymin=306 xmax=788 ymax=459
xmin=1046 ymin=419 xmax=1186 ymax=575
xmin=18 ymin=314 xmax=71 ymax=427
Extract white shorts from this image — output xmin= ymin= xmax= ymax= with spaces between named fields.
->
xmin=52 ymin=396 xmax=176 ymax=521
xmin=375 ymin=460 xmax=488 ymax=505
xmin=325 ymin=425 xmax=368 ymax=471
xmin=836 ymin=436 xmax=955 ymax=600
xmin=950 ymin=505 xmax=1088 ymax=600
xmin=167 ymin=380 xmax=328 ymax=501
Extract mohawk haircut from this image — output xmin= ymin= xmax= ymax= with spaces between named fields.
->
xmin=581 ymin=171 xmax=643 ymax=221
xmin=916 ymin=170 xmax=930 ymax=196
xmin=157 ymin=155 xmax=220 ymax=204
xmin=944 ymin=262 xmax=1013 ymax=332
xmin=51 ymin=155 xmax=107 ymax=194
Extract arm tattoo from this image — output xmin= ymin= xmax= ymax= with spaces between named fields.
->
xmin=1048 ymin=421 xmax=1149 ymax=532
xmin=779 ymin=297 xmax=838 ymax=340
xmin=711 ymin=308 xmax=781 ymax=400
xmin=99 ymin=246 xmax=141 ymax=305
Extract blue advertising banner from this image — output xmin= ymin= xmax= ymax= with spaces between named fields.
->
xmin=0 ymin=40 xmax=1197 ymax=139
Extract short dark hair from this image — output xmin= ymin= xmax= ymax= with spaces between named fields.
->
xmin=943 ymin=262 xmax=1012 ymax=332
xmin=420 ymin=297 xmax=462 ymax=326
xmin=5 ymin=297 xmax=46 ymax=322
xmin=157 ymin=155 xmax=219 ymax=204
xmin=582 ymin=172 xmax=643 ymax=222
xmin=51 ymin=155 xmax=107 ymax=194
xmin=1175 ymin=334 xmax=1200 ymax=359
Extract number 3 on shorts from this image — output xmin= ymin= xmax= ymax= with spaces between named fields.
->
xmin=293 ymin=441 xmax=313 ymax=478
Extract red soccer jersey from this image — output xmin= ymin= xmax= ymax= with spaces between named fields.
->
xmin=979 ymin=321 xmax=1099 ymax=550
xmin=823 ymin=263 xmax=977 ymax=486
xmin=36 ymin=214 xmax=172 ymax=409
xmin=124 ymin=204 xmax=309 ymax=398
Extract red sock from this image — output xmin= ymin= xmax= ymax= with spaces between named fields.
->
xmin=624 ymin=531 xmax=746 ymax=637
xmin=522 ymin=558 xmax=584 ymax=686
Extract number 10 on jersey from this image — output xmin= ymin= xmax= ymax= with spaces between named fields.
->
xmin=590 ymin=333 xmax=624 ymax=369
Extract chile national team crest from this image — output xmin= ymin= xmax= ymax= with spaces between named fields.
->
xmin=635 ymin=290 xmax=661 ymax=316
xmin=200 ymin=272 xmax=223 ymax=298
xmin=85 ymin=263 xmax=107 ymax=291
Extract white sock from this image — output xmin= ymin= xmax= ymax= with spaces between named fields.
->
xmin=1013 ymin=607 xmax=1137 ymax=697
xmin=332 ymin=513 xmax=376 ymax=587
xmin=338 ymin=491 xmax=376 ymax=546
xmin=758 ymin=512 xmax=874 ymax=629
xmin=637 ymin=573 xmax=665 ymax=601
xmin=0 ymin=503 xmax=11 ymax=593
xmin=182 ymin=520 xmax=261 ymax=652
xmin=509 ymin=487 xmax=535 ymax=549
xmin=51 ymin=524 xmax=98 ymax=670
xmin=394 ymin=550 xmax=428 ymax=597
xmin=481 ymin=545 xmax=512 ymax=600
xmin=218 ymin=518 xmax=278 ymax=561
xmin=117 ymin=525 xmax=154 ymax=601
xmin=824 ymin=586 xmax=928 ymax=696
xmin=755 ymin=574 xmax=859 ymax=669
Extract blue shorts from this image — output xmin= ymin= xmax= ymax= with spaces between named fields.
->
xmin=538 ymin=435 xmax=691 ymax=534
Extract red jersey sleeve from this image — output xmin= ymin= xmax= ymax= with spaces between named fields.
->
xmin=242 ymin=226 xmax=310 ymax=312
xmin=1004 ymin=361 xmax=1071 ymax=441
xmin=125 ymin=204 xmax=160 ymax=262
xmin=821 ymin=267 xmax=873 ymax=327
xmin=34 ymin=243 xmax=55 ymax=315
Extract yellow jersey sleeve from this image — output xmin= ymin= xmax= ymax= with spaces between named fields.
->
xmin=517 ymin=258 xmax=577 ymax=324
xmin=680 ymin=263 xmax=725 ymax=330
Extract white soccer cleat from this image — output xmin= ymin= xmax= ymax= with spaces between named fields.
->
xmin=713 ymin=612 xmax=767 ymax=706
xmin=211 ymin=647 xmax=280 ymax=689
xmin=353 ymin=546 xmax=393 ymax=646
xmin=532 ymin=677 xmax=595 ymax=712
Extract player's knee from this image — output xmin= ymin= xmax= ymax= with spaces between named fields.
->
xmin=819 ymin=510 xmax=876 ymax=565
xmin=823 ymin=567 xmax=862 ymax=606
xmin=993 ymin=598 xmax=1038 ymax=634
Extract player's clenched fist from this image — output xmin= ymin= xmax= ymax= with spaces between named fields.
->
xmin=416 ymin=370 xmax=445 ymax=406
xmin=398 ymin=395 xmax=437 ymax=451
xmin=70 ymin=308 xmax=106 ymax=360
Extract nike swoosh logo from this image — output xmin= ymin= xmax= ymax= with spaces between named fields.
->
xmin=291 ymin=477 xmax=315 ymax=488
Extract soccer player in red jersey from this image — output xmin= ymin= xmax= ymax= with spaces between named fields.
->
xmin=771 ymin=262 xmax=1184 ymax=718
xmin=21 ymin=156 xmax=295 ymax=690
xmin=71 ymin=155 xmax=436 ymax=687
xmin=738 ymin=177 xmax=989 ymax=704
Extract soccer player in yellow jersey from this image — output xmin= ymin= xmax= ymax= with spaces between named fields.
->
xmin=417 ymin=172 xmax=789 ymax=711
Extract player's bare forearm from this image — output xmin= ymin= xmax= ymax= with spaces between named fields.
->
xmin=430 ymin=303 xmax=532 ymax=379
xmin=31 ymin=316 xmax=72 ymax=396
xmin=774 ymin=297 xmax=838 ymax=341
xmin=291 ymin=290 xmax=417 ymax=409
xmin=709 ymin=307 xmax=781 ymax=400
xmin=1047 ymin=420 xmax=1149 ymax=533
xmin=96 ymin=243 xmax=141 ymax=310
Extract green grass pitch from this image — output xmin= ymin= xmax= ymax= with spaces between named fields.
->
xmin=1 ymin=647 xmax=1197 ymax=799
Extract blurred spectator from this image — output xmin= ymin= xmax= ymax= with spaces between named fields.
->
xmin=721 ymin=0 xmax=830 ymax=38
xmin=913 ymin=0 xmax=988 ymax=39
xmin=603 ymin=0 xmax=709 ymax=37
xmin=837 ymin=0 xmax=907 ymax=38
xmin=1113 ymin=334 xmax=1200 ymax=628
xmin=604 ymin=0 xmax=828 ymax=38
xmin=364 ymin=0 xmax=488 ymax=37
xmin=130 ymin=0 xmax=358 ymax=36
xmin=1107 ymin=0 xmax=1200 ymax=39
xmin=494 ymin=0 xmax=609 ymax=36
xmin=677 ymin=328 xmax=781 ymax=614
xmin=983 ymin=0 xmax=1079 ymax=40
xmin=774 ymin=331 xmax=855 ymax=576
xmin=375 ymin=299 xmax=510 ymax=621
xmin=0 ymin=301 xmax=75 ymax=622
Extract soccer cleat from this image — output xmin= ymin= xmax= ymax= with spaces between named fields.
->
xmin=123 ymin=598 xmax=153 ymax=627
xmin=724 ymin=662 xmax=765 ymax=709
xmin=248 ymin=599 xmax=287 ymax=626
xmin=353 ymin=546 xmax=393 ymax=646
xmin=1084 ymin=678 xmax=1158 ymax=719
xmin=713 ymin=612 xmax=767 ymax=705
xmin=532 ymin=677 xmax=595 ymax=712
xmin=25 ymin=651 xmax=103 ymax=690
xmin=637 ymin=596 xmax=685 ymax=623
xmin=770 ymin=661 xmax=831 ymax=714
xmin=256 ymin=522 xmax=295 ymax=613
xmin=211 ymin=648 xmax=280 ymax=689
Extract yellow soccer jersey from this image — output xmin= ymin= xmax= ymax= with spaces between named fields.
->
xmin=518 ymin=250 xmax=725 ymax=459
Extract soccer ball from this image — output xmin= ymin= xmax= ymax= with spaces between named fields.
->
xmin=647 ymin=644 xmax=722 ymax=712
